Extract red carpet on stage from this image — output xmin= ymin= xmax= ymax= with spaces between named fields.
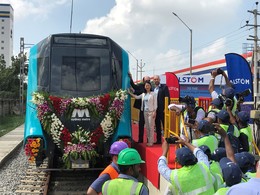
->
xmin=131 ymin=123 xmax=181 ymax=189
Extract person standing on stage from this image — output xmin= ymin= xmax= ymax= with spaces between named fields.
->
xmin=128 ymin=81 xmax=157 ymax=146
xmin=153 ymin=75 xmax=170 ymax=144
xmin=128 ymin=72 xmax=151 ymax=143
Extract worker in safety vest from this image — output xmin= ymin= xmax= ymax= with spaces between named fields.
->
xmin=236 ymin=111 xmax=253 ymax=153
xmin=213 ymin=122 xmax=242 ymax=194
xmin=192 ymin=120 xmax=219 ymax=154
xmin=208 ymin=68 xmax=237 ymax=115
xmin=158 ymin=136 xmax=215 ymax=195
xmin=199 ymin=145 xmax=224 ymax=192
xmin=87 ymin=141 xmax=128 ymax=195
xmin=214 ymin=157 xmax=242 ymax=194
xmin=215 ymin=110 xmax=240 ymax=154
xmin=226 ymin=160 xmax=260 ymax=195
xmin=235 ymin=152 xmax=257 ymax=180
xmin=102 ymin=148 xmax=149 ymax=195
xmin=207 ymin=98 xmax=223 ymax=123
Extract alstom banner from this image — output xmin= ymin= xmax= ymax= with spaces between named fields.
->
xmin=160 ymin=72 xmax=180 ymax=98
xmin=225 ymin=53 xmax=253 ymax=101
xmin=177 ymin=75 xmax=226 ymax=85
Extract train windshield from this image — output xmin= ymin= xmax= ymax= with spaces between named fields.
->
xmin=48 ymin=46 xmax=110 ymax=97
xmin=61 ymin=56 xmax=101 ymax=91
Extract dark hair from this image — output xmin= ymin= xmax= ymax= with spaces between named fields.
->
xmin=142 ymin=77 xmax=150 ymax=83
xmin=144 ymin=81 xmax=152 ymax=86
xmin=118 ymin=164 xmax=131 ymax=174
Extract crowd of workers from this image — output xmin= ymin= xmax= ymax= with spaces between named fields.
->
xmin=86 ymin=68 xmax=260 ymax=195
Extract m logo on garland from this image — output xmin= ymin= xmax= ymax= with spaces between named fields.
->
xmin=71 ymin=109 xmax=90 ymax=121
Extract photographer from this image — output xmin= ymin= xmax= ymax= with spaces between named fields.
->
xmin=207 ymin=98 xmax=223 ymax=123
xmin=158 ymin=136 xmax=215 ymax=195
xmin=208 ymin=68 xmax=232 ymax=99
xmin=208 ymin=68 xmax=238 ymax=115
xmin=181 ymin=96 xmax=206 ymax=140
xmin=216 ymin=110 xmax=240 ymax=153
xmin=192 ymin=120 xmax=219 ymax=154
xmin=235 ymin=89 xmax=252 ymax=112
xmin=235 ymin=111 xmax=253 ymax=153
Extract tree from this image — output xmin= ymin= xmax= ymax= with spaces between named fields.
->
xmin=0 ymin=54 xmax=27 ymax=98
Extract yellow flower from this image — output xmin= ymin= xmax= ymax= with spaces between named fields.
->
xmin=32 ymin=149 xmax=39 ymax=153
xmin=30 ymin=141 xmax=37 ymax=148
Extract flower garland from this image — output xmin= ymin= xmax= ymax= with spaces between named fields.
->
xmin=30 ymin=89 xmax=127 ymax=166
xmin=24 ymin=138 xmax=42 ymax=163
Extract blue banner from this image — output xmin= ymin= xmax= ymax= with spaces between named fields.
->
xmin=225 ymin=53 xmax=253 ymax=101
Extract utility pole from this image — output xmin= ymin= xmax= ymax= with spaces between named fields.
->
xmin=247 ymin=2 xmax=260 ymax=150
xmin=70 ymin=0 xmax=74 ymax=33
xmin=127 ymin=50 xmax=139 ymax=81
xmin=19 ymin=37 xmax=25 ymax=115
xmin=139 ymin=59 xmax=145 ymax=80
xmin=172 ymin=12 xmax=193 ymax=75
xmin=19 ymin=38 xmax=33 ymax=115
xmin=247 ymin=3 xmax=260 ymax=108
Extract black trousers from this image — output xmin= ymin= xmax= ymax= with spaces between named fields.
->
xmin=138 ymin=110 xmax=145 ymax=143
xmin=155 ymin=110 xmax=164 ymax=143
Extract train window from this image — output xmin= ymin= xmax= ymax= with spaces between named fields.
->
xmin=61 ymin=56 xmax=101 ymax=91
xmin=53 ymin=37 xmax=107 ymax=46
xmin=38 ymin=57 xmax=49 ymax=89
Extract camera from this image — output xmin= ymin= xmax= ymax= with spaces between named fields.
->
xmin=211 ymin=68 xmax=223 ymax=76
xmin=218 ymin=94 xmax=233 ymax=107
xmin=217 ymin=68 xmax=223 ymax=75
xmin=225 ymin=98 xmax=232 ymax=107
xmin=236 ymin=89 xmax=251 ymax=101
xmin=165 ymin=136 xmax=178 ymax=144
xmin=188 ymin=118 xmax=196 ymax=125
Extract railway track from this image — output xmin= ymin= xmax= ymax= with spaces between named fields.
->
xmin=15 ymin=158 xmax=102 ymax=195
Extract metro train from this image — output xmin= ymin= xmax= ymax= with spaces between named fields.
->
xmin=24 ymin=33 xmax=132 ymax=169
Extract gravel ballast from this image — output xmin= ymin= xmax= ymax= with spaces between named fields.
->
xmin=0 ymin=146 xmax=28 ymax=195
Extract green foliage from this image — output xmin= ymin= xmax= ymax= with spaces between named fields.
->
xmin=0 ymin=54 xmax=28 ymax=98
xmin=0 ymin=114 xmax=25 ymax=137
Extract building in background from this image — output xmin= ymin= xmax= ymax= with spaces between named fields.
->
xmin=0 ymin=4 xmax=14 ymax=68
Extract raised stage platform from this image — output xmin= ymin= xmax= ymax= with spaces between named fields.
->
xmin=131 ymin=123 xmax=180 ymax=189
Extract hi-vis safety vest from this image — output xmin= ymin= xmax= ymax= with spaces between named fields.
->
xmin=99 ymin=164 xmax=119 ymax=179
xmin=214 ymin=186 xmax=229 ymax=195
xmin=245 ymin=171 xmax=256 ymax=180
xmin=211 ymin=172 xmax=224 ymax=192
xmin=170 ymin=162 xmax=215 ymax=195
xmin=210 ymin=161 xmax=222 ymax=177
xmin=102 ymin=178 xmax=143 ymax=195
xmin=240 ymin=126 xmax=253 ymax=153
xmin=192 ymin=135 xmax=219 ymax=153
xmin=219 ymin=124 xmax=240 ymax=138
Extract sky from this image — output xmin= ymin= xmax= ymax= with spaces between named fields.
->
xmin=1 ymin=0 xmax=259 ymax=80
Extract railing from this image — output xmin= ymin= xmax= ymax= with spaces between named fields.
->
xmin=198 ymin=97 xmax=212 ymax=112
xmin=130 ymin=97 xmax=213 ymax=135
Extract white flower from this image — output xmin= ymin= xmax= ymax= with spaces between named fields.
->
xmin=31 ymin=92 xmax=45 ymax=105
xmin=72 ymin=97 xmax=90 ymax=107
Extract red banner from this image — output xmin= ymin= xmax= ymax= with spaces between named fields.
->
xmin=165 ymin=72 xmax=180 ymax=98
